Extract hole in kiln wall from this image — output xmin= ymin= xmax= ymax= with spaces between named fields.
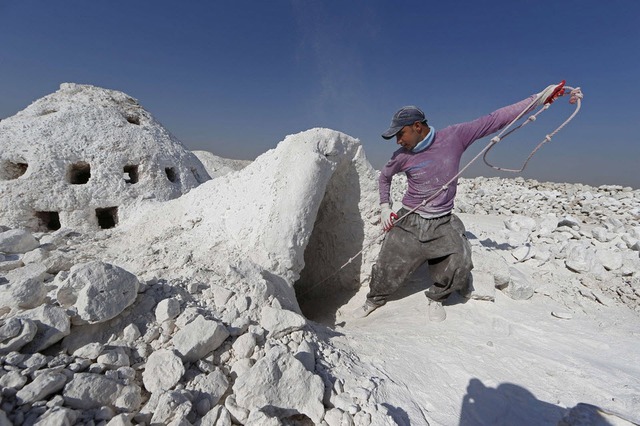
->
xmin=0 ymin=160 xmax=28 ymax=180
xmin=68 ymin=162 xmax=91 ymax=184
xmin=35 ymin=211 xmax=61 ymax=231
xmin=124 ymin=164 xmax=139 ymax=184
xmin=96 ymin=207 xmax=118 ymax=229
xmin=165 ymin=167 xmax=178 ymax=183
xmin=124 ymin=114 xmax=140 ymax=125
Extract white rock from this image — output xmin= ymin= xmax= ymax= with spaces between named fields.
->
xmin=63 ymin=373 xmax=142 ymax=412
xmin=106 ymin=413 xmax=135 ymax=426
xmin=596 ymin=249 xmax=624 ymax=271
xmin=324 ymin=408 xmax=345 ymax=426
xmin=187 ymin=368 xmax=229 ymax=408
xmin=537 ymin=214 xmax=559 ymax=236
xmin=564 ymin=242 xmax=606 ymax=275
xmin=230 ymin=358 xmax=254 ymax=379
xmin=142 ymin=349 xmax=185 ymax=393
xmin=260 ymin=306 xmax=307 ymax=339
xmin=97 ymin=346 xmax=130 ymax=369
xmin=155 ymin=297 xmax=181 ymax=323
xmin=512 ymin=245 xmax=535 ymax=262
xmin=245 ymin=410 xmax=281 ymax=425
xmin=33 ymin=407 xmax=78 ymax=426
xmin=591 ymin=226 xmax=613 ymax=242
xmin=15 ymin=305 xmax=70 ymax=353
xmin=233 ymin=346 xmax=325 ymax=424
xmin=0 ymin=229 xmax=39 ymax=254
xmin=468 ymin=271 xmax=496 ymax=302
xmin=232 ymin=332 xmax=257 ymax=359
xmin=172 ymin=315 xmax=230 ymax=362
xmin=504 ymin=215 xmax=537 ymax=232
xmin=16 ymin=371 xmax=67 ymax=405
xmin=505 ymin=267 xmax=534 ymax=300
xmin=295 ymin=339 xmax=316 ymax=372
xmin=558 ymin=215 xmax=581 ymax=228
xmin=0 ymin=255 xmax=23 ymax=273
xmin=225 ymin=394 xmax=249 ymax=425
xmin=72 ymin=342 xmax=104 ymax=360
xmin=21 ymin=247 xmax=49 ymax=265
xmin=150 ymin=390 xmax=192 ymax=425
xmin=551 ymin=311 xmax=573 ymax=319
xmin=63 ymin=373 xmax=119 ymax=409
xmin=0 ymin=318 xmax=38 ymax=354
xmin=57 ymin=261 xmax=140 ymax=324
xmin=122 ymin=324 xmax=141 ymax=343
xmin=472 ymin=250 xmax=510 ymax=289
xmin=206 ymin=284 xmax=234 ymax=308
xmin=0 ymin=263 xmax=48 ymax=311
xmin=0 ymin=370 xmax=28 ymax=389
xmin=196 ymin=405 xmax=232 ymax=426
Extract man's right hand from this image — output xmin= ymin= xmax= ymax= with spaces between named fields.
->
xmin=380 ymin=203 xmax=398 ymax=231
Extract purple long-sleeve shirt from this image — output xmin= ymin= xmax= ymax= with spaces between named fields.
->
xmin=379 ymin=95 xmax=537 ymax=216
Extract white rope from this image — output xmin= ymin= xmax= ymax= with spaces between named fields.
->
xmin=300 ymin=85 xmax=583 ymax=295
xmin=483 ymin=85 xmax=583 ymax=172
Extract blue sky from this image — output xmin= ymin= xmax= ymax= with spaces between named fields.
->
xmin=2 ymin=1 xmax=639 ymax=187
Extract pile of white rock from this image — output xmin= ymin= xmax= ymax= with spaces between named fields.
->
xmin=2 ymin=162 xmax=640 ymax=426
xmin=2 ymin=174 xmax=639 ymax=424
xmin=0 ymin=225 xmax=397 ymax=425
xmin=389 ymin=176 xmax=640 ymax=313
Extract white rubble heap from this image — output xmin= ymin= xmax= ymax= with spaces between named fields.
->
xmin=0 ymin=84 xmax=638 ymax=425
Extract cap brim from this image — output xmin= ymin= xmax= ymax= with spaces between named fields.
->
xmin=381 ymin=126 xmax=402 ymax=140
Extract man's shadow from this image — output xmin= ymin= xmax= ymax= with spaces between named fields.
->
xmin=459 ymin=378 xmax=566 ymax=426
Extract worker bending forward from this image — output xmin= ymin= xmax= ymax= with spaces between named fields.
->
xmin=354 ymin=83 xmax=565 ymax=321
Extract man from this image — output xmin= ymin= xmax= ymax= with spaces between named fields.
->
xmin=354 ymin=82 xmax=565 ymax=321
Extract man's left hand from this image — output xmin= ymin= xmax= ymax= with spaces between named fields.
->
xmin=536 ymin=80 xmax=566 ymax=106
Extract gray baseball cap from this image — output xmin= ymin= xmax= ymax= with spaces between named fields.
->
xmin=381 ymin=106 xmax=427 ymax=140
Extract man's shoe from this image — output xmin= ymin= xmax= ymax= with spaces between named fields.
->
xmin=428 ymin=300 xmax=446 ymax=322
xmin=352 ymin=301 xmax=380 ymax=319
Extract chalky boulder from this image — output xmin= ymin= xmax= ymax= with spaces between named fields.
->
xmin=57 ymin=261 xmax=140 ymax=325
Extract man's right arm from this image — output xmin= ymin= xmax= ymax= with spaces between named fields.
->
xmin=378 ymin=160 xmax=398 ymax=205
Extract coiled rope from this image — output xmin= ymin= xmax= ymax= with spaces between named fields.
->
xmin=301 ymin=84 xmax=583 ymax=294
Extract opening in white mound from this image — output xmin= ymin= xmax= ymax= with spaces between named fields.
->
xmin=124 ymin=114 xmax=140 ymax=125
xmin=35 ymin=211 xmax=61 ymax=231
xmin=0 ymin=160 xmax=28 ymax=180
xmin=294 ymin=164 xmax=366 ymax=324
xmin=124 ymin=164 xmax=139 ymax=184
xmin=96 ymin=206 xmax=118 ymax=229
xmin=68 ymin=162 xmax=91 ymax=184
xmin=165 ymin=167 xmax=178 ymax=183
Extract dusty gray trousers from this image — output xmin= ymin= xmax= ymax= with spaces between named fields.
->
xmin=367 ymin=209 xmax=473 ymax=305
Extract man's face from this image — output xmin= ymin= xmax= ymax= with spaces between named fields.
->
xmin=395 ymin=123 xmax=421 ymax=150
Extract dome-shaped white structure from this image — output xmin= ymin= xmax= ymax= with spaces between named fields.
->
xmin=0 ymin=83 xmax=210 ymax=231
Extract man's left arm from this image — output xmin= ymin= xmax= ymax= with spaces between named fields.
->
xmin=455 ymin=95 xmax=537 ymax=150
xmin=456 ymin=81 xmax=567 ymax=149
